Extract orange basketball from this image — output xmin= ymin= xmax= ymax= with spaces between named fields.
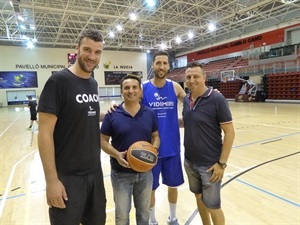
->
xmin=126 ymin=141 xmax=158 ymax=172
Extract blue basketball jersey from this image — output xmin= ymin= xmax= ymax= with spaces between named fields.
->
xmin=142 ymin=79 xmax=180 ymax=157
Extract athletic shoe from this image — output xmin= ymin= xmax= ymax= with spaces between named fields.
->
xmin=167 ymin=217 xmax=180 ymax=225
xmin=26 ymin=127 xmax=31 ymax=130
xmin=149 ymin=222 xmax=158 ymax=225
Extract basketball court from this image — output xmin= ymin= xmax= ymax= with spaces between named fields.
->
xmin=0 ymin=100 xmax=299 ymax=224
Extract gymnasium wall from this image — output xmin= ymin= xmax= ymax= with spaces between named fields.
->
xmin=0 ymin=45 xmax=147 ymax=106
xmin=180 ymin=23 xmax=300 ymax=62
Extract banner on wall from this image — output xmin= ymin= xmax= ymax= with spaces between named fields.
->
xmin=104 ymin=71 xmax=143 ymax=85
xmin=0 ymin=71 xmax=38 ymax=89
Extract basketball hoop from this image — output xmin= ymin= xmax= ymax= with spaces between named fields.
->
xmin=221 ymin=70 xmax=236 ymax=83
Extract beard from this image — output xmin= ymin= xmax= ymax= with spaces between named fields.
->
xmin=77 ymin=51 xmax=98 ymax=73
xmin=154 ymin=70 xmax=167 ymax=80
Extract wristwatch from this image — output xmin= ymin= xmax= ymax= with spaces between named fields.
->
xmin=217 ymin=161 xmax=227 ymax=169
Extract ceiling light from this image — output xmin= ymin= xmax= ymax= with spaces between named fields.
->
xmin=281 ymin=0 xmax=298 ymax=3
xmin=116 ymin=24 xmax=123 ymax=31
xmin=175 ymin=37 xmax=181 ymax=44
xmin=17 ymin=15 xmax=25 ymax=21
xmin=188 ymin=32 xmax=194 ymax=39
xmin=129 ymin=13 xmax=137 ymax=21
xmin=20 ymin=24 xmax=26 ymax=30
xmin=159 ymin=43 xmax=167 ymax=50
xmin=27 ymin=41 xmax=34 ymax=49
xmin=208 ymin=22 xmax=216 ymax=32
xmin=9 ymin=1 xmax=13 ymax=7
xmin=109 ymin=31 xmax=115 ymax=38
xmin=146 ymin=49 xmax=150 ymax=53
xmin=146 ymin=0 xmax=156 ymax=7
xmin=139 ymin=33 xmax=143 ymax=40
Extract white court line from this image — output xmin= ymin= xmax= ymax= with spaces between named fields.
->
xmin=235 ymin=121 xmax=300 ymax=131
xmin=106 ymin=208 xmax=115 ymax=213
xmin=0 ymin=150 xmax=37 ymax=218
xmin=225 ymin=166 xmax=254 ymax=177
xmin=0 ymin=111 xmax=24 ymax=138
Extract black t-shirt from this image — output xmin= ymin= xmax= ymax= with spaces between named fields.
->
xmin=28 ymin=100 xmax=37 ymax=114
xmin=38 ymin=68 xmax=101 ymax=175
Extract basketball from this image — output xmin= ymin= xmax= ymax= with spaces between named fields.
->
xmin=126 ymin=141 xmax=158 ymax=172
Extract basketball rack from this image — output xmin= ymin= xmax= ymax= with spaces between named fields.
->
xmin=236 ymin=77 xmax=258 ymax=97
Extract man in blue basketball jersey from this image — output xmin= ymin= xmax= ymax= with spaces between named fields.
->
xmin=142 ymin=51 xmax=186 ymax=225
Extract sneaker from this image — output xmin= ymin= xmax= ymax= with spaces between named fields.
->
xmin=149 ymin=222 xmax=158 ymax=225
xmin=167 ymin=217 xmax=179 ymax=225
xmin=26 ymin=127 xmax=31 ymax=130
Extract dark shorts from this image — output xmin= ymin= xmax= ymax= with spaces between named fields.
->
xmin=30 ymin=113 xmax=37 ymax=121
xmin=49 ymin=168 xmax=106 ymax=225
xmin=152 ymin=154 xmax=184 ymax=190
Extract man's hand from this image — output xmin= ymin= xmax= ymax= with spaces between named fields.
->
xmin=46 ymin=179 xmax=68 ymax=209
xmin=116 ymin=151 xmax=130 ymax=168
xmin=100 ymin=104 xmax=120 ymax=121
xmin=213 ymin=88 xmax=221 ymax=93
xmin=107 ymin=103 xmax=119 ymax=113
xmin=207 ymin=163 xmax=225 ymax=183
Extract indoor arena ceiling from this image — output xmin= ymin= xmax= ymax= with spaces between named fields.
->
xmin=0 ymin=0 xmax=300 ymax=53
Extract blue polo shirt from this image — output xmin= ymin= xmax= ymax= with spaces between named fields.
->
xmin=101 ymin=102 xmax=158 ymax=173
xmin=182 ymin=88 xmax=232 ymax=166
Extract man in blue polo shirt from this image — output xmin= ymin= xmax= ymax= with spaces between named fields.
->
xmin=101 ymin=74 xmax=160 ymax=225
xmin=182 ymin=62 xmax=235 ymax=225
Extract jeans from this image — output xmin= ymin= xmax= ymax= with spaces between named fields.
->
xmin=111 ymin=169 xmax=153 ymax=225
xmin=184 ymin=159 xmax=221 ymax=209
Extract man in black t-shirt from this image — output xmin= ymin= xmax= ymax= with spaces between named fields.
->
xmin=26 ymin=96 xmax=38 ymax=130
xmin=37 ymin=29 xmax=106 ymax=225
